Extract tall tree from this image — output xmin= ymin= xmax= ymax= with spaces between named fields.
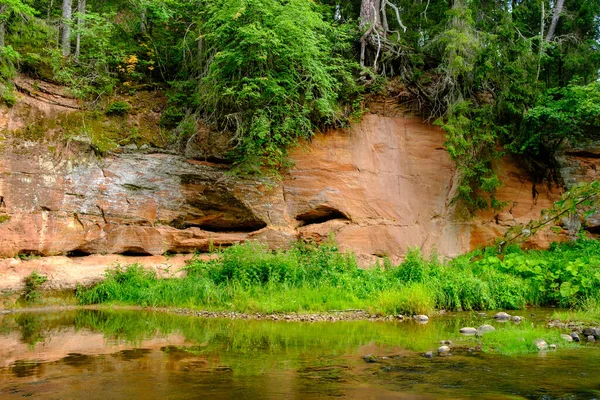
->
xmin=545 ymin=0 xmax=565 ymax=41
xmin=61 ymin=0 xmax=73 ymax=56
xmin=74 ymin=0 xmax=86 ymax=60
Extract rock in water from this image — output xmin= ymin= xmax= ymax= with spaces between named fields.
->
xmin=570 ymin=332 xmax=581 ymax=342
xmin=587 ymin=335 xmax=596 ymax=342
xmin=511 ymin=316 xmax=524 ymax=322
xmin=363 ymin=354 xmax=378 ymax=363
xmin=549 ymin=344 xmax=557 ymax=350
xmin=460 ymin=327 xmax=478 ymax=335
xmin=583 ymin=327 xmax=600 ymax=339
xmin=477 ymin=325 xmax=496 ymax=333
xmin=534 ymin=339 xmax=548 ymax=351
xmin=493 ymin=312 xmax=511 ymax=320
xmin=438 ymin=346 xmax=450 ymax=355
xmin=414 ymin=315 xmax=429 ymax=322
xmin=560 ymin=334 xmax=573 ymax=342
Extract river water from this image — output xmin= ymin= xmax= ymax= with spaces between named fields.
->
xmin=0 ymin=309 xmax=599 ymax=399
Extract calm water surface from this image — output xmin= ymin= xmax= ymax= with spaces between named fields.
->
xmin=0 ymin=309 xmax=599 ymax=399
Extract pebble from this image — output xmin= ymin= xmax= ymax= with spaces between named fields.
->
xmin=511 ymin=316 xmax=524 ymax=322
xmin=587 ymin=335 xmax=596 ymax=342
xmin=477 ymin=324 xmax=496 ymax=333
xmin=460 ymin=327 xmax=478 ymax=335
xmin=549 ymin=344 xmax=557 ymax=350
xmin=438 ymin=346 xmax=450 ymax=355
xmin=424 ymin=351 xmax=434 ymax=359
xmin=439 ymin=340 xmax=452 ymax=345
xmin=561 ymin=334 xmax=573 ymax=342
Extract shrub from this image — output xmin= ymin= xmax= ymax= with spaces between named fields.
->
xmin=105 ymin=101 xmax=131 ymax=116
xmin=22 ymin=272 xmax=48 ymax=304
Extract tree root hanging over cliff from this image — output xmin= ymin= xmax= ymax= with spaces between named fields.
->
xmin=359 ymin=0 xmax=406 ymax=73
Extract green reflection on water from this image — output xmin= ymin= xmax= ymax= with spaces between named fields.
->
xmin=1 ymin=309 xmax=599 ymax=400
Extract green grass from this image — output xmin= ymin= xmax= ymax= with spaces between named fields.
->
xmin=76 ymin=238 xmax=600 ymax=315
xmin=479 ymin=325 xmax=579 ymax=355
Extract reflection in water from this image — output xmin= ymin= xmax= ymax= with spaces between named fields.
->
xmin=0 ymin=309 xmax=599 ymax=399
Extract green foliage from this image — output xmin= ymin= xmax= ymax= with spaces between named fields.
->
xmin=105 ymin=101 xmax=131 ymax=116
xmin=517 ymin=83 xmax=600 ymax=156
xmin=77 ymin=238 xmax=600 ymax=314
xmin=21 ymin=271 xmax=48 ymax=304
xmin=196 ymin=0 xmax=360 ymax=172
xmin=504 ymin=180 xmax=600 ymax=245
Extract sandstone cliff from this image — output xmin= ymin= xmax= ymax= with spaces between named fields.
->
xmin=0 ymin=79 xmax=595 ymax=280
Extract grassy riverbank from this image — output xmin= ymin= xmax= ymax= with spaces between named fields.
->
xmin=76 ymin=239 xmax=600 ymax=315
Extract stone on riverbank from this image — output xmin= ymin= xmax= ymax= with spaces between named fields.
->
xmin=477 ymin=325 xmax=496 ymax=333
xmin=534 ymin=339 xmax=548 ymax=351
xmin=561 ymin=334 xmax=573 ymax=342
xmin=494 ymin=312 xmax=511 ymax=320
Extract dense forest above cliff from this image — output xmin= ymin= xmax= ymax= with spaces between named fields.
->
xmin=1 ymin=0 xmax=600 ymax=211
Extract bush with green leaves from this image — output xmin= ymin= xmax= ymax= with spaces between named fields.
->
xmin=196 ymin=0 xmax=360 ymax=172
xmin=77 ymin=237 xmax=600 ymax=314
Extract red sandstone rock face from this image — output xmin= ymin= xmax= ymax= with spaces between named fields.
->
xmin=0 ymin=93 xmax=591 ymax=265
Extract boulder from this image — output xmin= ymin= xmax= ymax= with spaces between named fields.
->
xmin=561 ymin=334 xmax=573 ymax=342
xmin=570 ymin=332 xmax=581 ymax=342
xmin=460 ymin=327 xmax=478 ymax=335
xmin=477 ymin=325 xmax=496 ymax=333
xmin=493 ymin=312 xmax=511 ymax=320
xmin=414 ymin=315 xmax=429 ymax=322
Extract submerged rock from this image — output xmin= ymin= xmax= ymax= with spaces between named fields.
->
xmin=477 ymin=325 xmax=496 ymax=333
xmin=534 ymin=339 xmax=548 ymax=351
xmin=494 ymin=312 xmax=511 ymax=320
xmin=460 ymin=327 xmax=478 ymax=335
xmin=363 ymin=354 xmax=378 ymax=363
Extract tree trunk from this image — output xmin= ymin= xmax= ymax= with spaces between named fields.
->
xmin=0 ymin=5 xmax=7 ymax=48
xmin=359 ymin=0 xmax=381 ymax=68
xmin=61 ymin=0 xmax=73 ymax=56
xmin=545 ymin=0 xmax=565 ymax=42
xmin=140 ymin=8 xmax=147 ymax=34
xmin=360 ymin=0 xmax=381 ymax=31
xmin=74 ymin=0 xmax=86 ymax=60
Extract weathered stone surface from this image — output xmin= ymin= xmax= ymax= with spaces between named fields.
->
xmin=0 ymin=94 xmax=595 ymax=263
xmin=0 ymin=254 xmax=196 ymax=291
